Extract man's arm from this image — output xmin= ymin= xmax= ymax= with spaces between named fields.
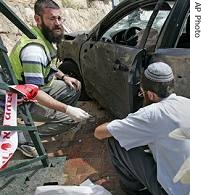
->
xmin=55 ymin=69 xmax=81 ymax=91
xmin=36 ymin=89 xmax=67 ymax=113
xmin=94 ymin=122 xmax=113 ymax=140
xmin=20 ymin=45 xmax=89 ymax=121
xmin=36 ymin=89 xmax=90 ymax=122
xmin=55 ymin=69 xmax=65 ymax=81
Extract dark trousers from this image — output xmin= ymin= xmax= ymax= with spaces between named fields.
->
xmin=107 ymin=137 xmax=168 ymax=195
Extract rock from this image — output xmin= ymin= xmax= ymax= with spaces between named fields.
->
xmin=0 ymin=0 xmax=112 ymax=53
xmin=61 ymin=0 xmax=88 ymax=9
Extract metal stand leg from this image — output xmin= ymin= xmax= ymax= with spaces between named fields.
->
xmin=0 ymin=35 xmax=49 ymax=177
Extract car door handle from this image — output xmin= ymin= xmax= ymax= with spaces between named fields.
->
xmin=113 ymin=60 xmax=129 ymax=72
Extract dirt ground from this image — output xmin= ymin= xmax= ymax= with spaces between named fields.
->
xmin=13 ymin=100 xmax=126 ymax=195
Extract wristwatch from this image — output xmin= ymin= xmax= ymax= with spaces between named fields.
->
xmin=61 ymin=74 xmax=68 ymax=81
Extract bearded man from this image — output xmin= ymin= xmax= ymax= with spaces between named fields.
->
xmin=94 ymin=62 xmax=190 ymax=195
xmin=9 ymin=0 xmax=90 ymax=157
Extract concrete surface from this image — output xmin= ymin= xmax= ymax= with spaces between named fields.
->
xmin=1 ymin=100 xmax=126 ymax=195
xmin=0 ymin=157 xmax=66 ymax=194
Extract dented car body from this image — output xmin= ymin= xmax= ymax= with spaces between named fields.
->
xmin=58 ymin=0 xmax=190 ymax=118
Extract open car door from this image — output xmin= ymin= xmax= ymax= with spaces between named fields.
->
xmin=80 ymin=0 xmax=176 ymax=118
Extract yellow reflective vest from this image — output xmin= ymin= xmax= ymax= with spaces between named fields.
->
xmin=9 ymin=26 xmax=58 ymax=86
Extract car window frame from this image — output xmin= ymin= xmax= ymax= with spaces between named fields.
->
xmin=90 ymin=0 xmax=179 ymax=51
xmin=90 ymin=0 xmax=159 ymax=41
xmin=137 ymin=0 xmax=170 ymax=49
xmin=156 ymin=0 xmax=190 ymax=48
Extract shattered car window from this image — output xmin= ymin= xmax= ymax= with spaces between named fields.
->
xmin=102 ymin=6 xmax=172 ymax=46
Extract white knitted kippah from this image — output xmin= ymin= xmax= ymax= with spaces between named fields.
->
xmin=144 ymin=62 xmax=174 ymax=82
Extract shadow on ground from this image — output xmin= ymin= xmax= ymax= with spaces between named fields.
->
xmin=12 ymin=100 xmax=126 ymax=195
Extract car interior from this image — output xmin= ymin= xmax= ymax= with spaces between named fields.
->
xmin=101 ymin=2 xmax=190 ymax=50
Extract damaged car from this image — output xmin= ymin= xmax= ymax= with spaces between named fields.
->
xmin=58 ymin=0 xmax=190 ymax=118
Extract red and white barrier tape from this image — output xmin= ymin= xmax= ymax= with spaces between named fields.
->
xmin=0 ymin=84 xmax=38 ymax=170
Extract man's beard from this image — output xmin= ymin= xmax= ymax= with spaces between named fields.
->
xmin=41 ymin=20 xmax=64 ymax=44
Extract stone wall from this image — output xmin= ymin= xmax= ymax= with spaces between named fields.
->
xmin=0 ymin=0 xmax=112 ymax=53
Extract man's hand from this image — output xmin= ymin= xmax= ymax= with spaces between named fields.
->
xmin=66 ymin=105 xmax=90 ymax=122
xmin=63 ymin=75 xmax=81 ymax=91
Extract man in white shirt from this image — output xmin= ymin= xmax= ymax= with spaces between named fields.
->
xmin=94 ymin=62 xmax=190 ymax=195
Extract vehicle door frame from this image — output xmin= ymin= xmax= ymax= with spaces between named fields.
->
xmin=156 ymin=0 xmax=190 ymax=48
xmin=81 ymin=0 xmax=175 ymax=116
